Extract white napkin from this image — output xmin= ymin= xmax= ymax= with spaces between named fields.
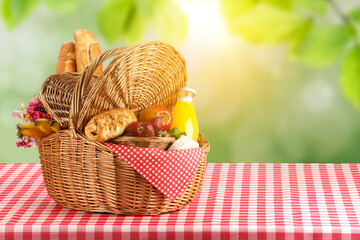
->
xmin=168 ymin=136 xmax=199 ymax=151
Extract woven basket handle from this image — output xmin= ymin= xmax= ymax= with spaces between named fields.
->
xmin=69 ymin=48 xmax=127 ymax=138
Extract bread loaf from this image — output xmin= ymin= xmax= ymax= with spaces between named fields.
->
xmin=55 ymin=42 xmax=77 ymax=73
xmin=85 ymin=108 xmax=137 ymax=142
xmin=74 ymin=29 xmax=103 ymax=75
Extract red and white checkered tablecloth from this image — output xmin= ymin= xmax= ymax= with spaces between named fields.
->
xmin=1 ymin=163 xmax=360 ymax=240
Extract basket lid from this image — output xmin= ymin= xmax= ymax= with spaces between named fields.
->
xmin=39 ymin=72 xmax=98 ymax=128
xmin=76 ymin=40 xmax=187 ymax=131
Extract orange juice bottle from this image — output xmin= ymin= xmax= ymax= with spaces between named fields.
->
xmin=170 ymin=87 xmax=199 ymax=142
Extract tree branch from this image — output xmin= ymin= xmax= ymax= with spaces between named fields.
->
xmin=327 ymin=0 xmax=358 ymax=40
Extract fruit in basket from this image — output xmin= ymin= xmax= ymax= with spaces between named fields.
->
xmin=139 ymin=105 xmax=172 ymax=131
xmin=17 ymin=122 xmax=48 ymax=139
xmin=156 ymin=129 xmax=170 ymax=137
xmin=168 ymin=127 xmax=186 ymax=140
xmin=35 ymin=118 xmax=56 ymax=135
xmin=124 ymin=122 xmax=140 ymax=136
xmin=149 ymin=117 xmax=163 ymax=130
xmin=123 ymin=120 xmax=172 ymax=137
xmin=49 ymin=121 xmax=61 ymax=132
xmin=138 ymin=122 xmax=155 ymax=137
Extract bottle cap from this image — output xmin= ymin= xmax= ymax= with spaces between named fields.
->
xmin=180 ymin=87 xmax=196 ymax=95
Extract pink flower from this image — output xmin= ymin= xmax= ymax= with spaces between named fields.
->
xmin=14 ymin=138 xmax=38 ymax=149
xmin=10 ymin=103 xmax=28 ymax=121
xmin=26 ymin=97 xmax=52 ymax=121
xmin=14 ymin=140 xmax=32 ymax=149
xmin=12 ymin=95 xmax=49 ymax=149
xmin=27 ymin=138 xmax=38 ymax=148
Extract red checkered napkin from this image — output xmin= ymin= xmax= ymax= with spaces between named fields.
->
xmin=104 ymin=143 xmax=204 ymax=201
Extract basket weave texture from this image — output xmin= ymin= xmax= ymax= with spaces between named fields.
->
xmin=109 ymin=136 xmax=175 ymax=150
xmin=38 ymin=40 xmax=210 ymax=215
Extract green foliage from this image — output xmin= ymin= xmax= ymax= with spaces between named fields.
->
xmin=288 ymin=20 xmax=313 ymax=57
xmin=97 ymin=0 xmax=187 ymax=44
xmin=292 ymin=0 xmax=328 ymax=16
xmin=151 ymin=0 xmax=187 ymax=44
xmin=221 ymin=0 xmax=295 ymax=35
xmin=220 ymin=0 xmax=255 ymax=33
xmin=221 ymin=0 xmax=360 ymax=107
xmin=42 ymin=0 xmax=84 ymax=13
xmin=263 ymin=0 xmax=291 ymax=9
xmin=348 ymin=7 xmax=360 ymax=24
xmin=1 ymin=0 xmax=38 ymax=29
xmin=297 ymin=25 xmax=352 ymax=66
xmin=230 ymin=2 xmax=305 ymax=44
xmin=123 ymin=6 xmax=147 ymax=44
xmin=98 ymin=0 xmax=136 ymax=43
xmin=136 ymin=0 xmax=158 ymax=18
xmin=1 ymin=0 xmax=84 ymax=29
xmin=341 ymin=46 xmax=360 ymax=106
xmin=1 ymin=0 xmax=187 ymax=45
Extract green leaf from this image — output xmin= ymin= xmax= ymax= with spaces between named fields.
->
xmin=98 ymin=0 xmax=148 ymax=44
xmin=263 ymin=0 xmax=292 ymax=9
xmin=348 ymin=7 xmax=360 ymax=24
xmin=231 ymin=2 xmax=305 ymax=44
xmin=1 ymin=0 xmax=38 ymax=29
xmin=297 ymin=25 xmax=352 ymax=66
xmin=135 ymin=0 xmax=156 ymax=18
xmin=123 ymin=3 xmax=147 ymax=44
xmin=220 ymin=0 xmax=257 ymax=33
xmin=292 ymin=0 xmax=328 ymax=16
xmin=221 ymin=0 xmax=292 ymax=35
xmin=97 ymin=0 xmax=135 ymax=42
xmin=340 ymin=46 xmax=360 ymax=106
xmin=42 ymin=0 xmax=83 ymax=13
xmin=289 ymin=19 xmax=313 ymax=57
xmin=152 ymin=0 xmax=187 ymax=44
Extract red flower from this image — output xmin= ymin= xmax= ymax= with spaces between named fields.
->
xmin=26 ymin=97 xmax=51 ymax=121
xmin=14 ymin=140 xmax=32 ymax=149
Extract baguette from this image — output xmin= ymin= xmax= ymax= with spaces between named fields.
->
xmin=55 ymin=42 xmax=77 ymax=73
xmin=85 ymin=108 xmax=137 ymax=142
xmin=74 ymin=29 xmax=103 ymax=75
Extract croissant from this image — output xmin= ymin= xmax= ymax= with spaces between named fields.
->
xmin=85 ymin=108 xmax=137 ymax=142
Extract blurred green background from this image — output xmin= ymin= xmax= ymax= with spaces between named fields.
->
xmin=1 ymin=0 xmax=360 ymax=163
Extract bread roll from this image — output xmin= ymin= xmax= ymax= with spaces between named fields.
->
xmin=74 ymin=29 xmax=103 ymax=75
xmin=85 ymin=108 xmax=137 ymax=142
xmin=55 ymin=42 xmax=77 ymax=73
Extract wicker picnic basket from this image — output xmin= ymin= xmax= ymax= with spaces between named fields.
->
xmin=37 ymin=41 xmax=210 ymax=215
